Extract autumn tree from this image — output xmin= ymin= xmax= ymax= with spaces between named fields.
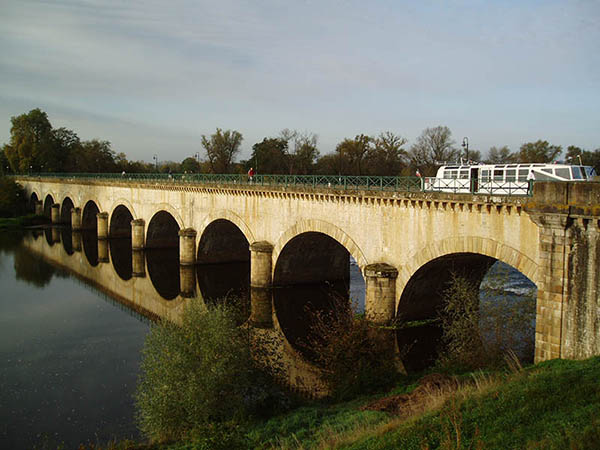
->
xmin=335 ymin=134 xmax=372 ymax=175
xmin=366 ymin=131 xmax=408 ymax=175
xmin=180 ymin=157 xmax=202 ymax=173
xmin=517 ymin=140 xmax=561 ymax=163
xmin=314 ymin=153 xmax=340 ymax=175
xmin=566 ymin=145 xmax=600 ymax=174
xmin=280 ymin=129 xmax=320 ymax=175
xmin=70 ymin=139 xmax=117 ymax=173
xmin=4 ymin=108 xmax=54 ymax=173
xmin=408 ymin=126 xmax=459 ymax=176
xmin=486 ymin=146 xmax=514 ymax=164
xmin=201 ymin=128 xmax=243 ymax=173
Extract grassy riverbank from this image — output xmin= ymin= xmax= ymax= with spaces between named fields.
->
xmin=104 ymin=356 xmax=600 ymax=449
xmin=0 ymin=213 xmax=47 ymax=229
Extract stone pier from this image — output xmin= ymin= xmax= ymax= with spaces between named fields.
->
xmin=365 ymin=263 xmax=398 ymax=324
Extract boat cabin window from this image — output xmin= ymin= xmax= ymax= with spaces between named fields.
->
xmin=444 ymin=169 xmax=458 ymax=179
xmin=459 ymin=169 xmax=469 ymax=179
xmin=493 ymin=169 xmax=504 ymax=181
xmin=481 ymin=169 xmax=490 ymax=182
xmin=571 ymin=167 xmax=584 ymax=180
xmin=518 ymin=169 xmax=529 ymax=181
xmin=585 ymin=167 xmax=597 ymax=179
xmin=555 ymin=168 xmax=571 ymax=179
xmin=542 ymin=168 xmax=553 ymax=174
xmin=506 ymin=169 xmax=516 ymax=182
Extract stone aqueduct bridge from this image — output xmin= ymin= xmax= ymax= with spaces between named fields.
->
xmin=16 ymin=175 xmax=600 ymax=364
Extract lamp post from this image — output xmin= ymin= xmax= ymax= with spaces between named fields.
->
xmin=153 ymin=154 xmax=158 ymax=172
xmin=462 ymin=137 xmax=469 ymax=162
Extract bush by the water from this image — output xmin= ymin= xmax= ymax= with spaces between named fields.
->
xmin=302 ymin=295 xmax=401 ymax=400
xmin=440 ymin=271 xmax=535 ymax=370
xmin=0 ymin=177 xmax=25 ymax=217
xmin=135 ymin=300 xmax=261 ymax=443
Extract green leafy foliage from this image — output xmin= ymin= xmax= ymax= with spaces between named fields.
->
xmin=518 ymin=139 xmax=562 ymax=163
xmin=0 ymin=177 xmax=25 ymax=217
xmin=302 ymin=295 xmax=401 ymax=400
xmin=135 ymin=300 xmax=257 ymax=443
xmin=201 ymin=128 xmax=243 ymax=173
xmin=440 ymin=270 xmax=536 ymax=370
xmin=439 ymin=274 xmax=487 ymax=369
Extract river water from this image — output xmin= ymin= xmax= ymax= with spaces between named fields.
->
xmin=0 ymin=229 xmax=535 ymax=449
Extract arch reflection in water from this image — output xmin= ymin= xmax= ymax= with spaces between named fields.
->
xmin=19 ymin=231 xmax=189 ymax=324
xmin=82 ymin=230 xmax=99 ymax=266
xmin=273 ymin=281 xmax=350 ymax=361
xmin=196 ymin=261 xmax=250 ymax=322
xmin=146 ymin=248 xmax=180 ymax=300
xmin=61 ymin=197 xmax=74 ymax=226
xmin=109 ymin=237 xmax=132 ymax=280
xmin=272 ymin=232 xmax=360 ymax=362
xmin=61 ymin=226 xmax=74 ymax=255
xmin=110 ymin=205 xmax=133 ymax=238
xmin=82 ymin=200 xmax=99 ymax=231
xmin=29 ymin=192 xmax=39 ymax=213
xmin=44 ymin=227 xmax=54 ymax=246
xmin=43 ymin=195 xmax=54 ymax=218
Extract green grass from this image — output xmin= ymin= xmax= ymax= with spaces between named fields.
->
xmin=343 ymin=357 xmax=600 ymax=450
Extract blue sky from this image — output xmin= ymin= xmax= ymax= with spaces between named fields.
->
xmin=1 ymin=0 xmax=599 ymax=163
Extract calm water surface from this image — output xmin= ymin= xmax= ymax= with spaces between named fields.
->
xmin=0 ymin=231 xmax=148 ymax=449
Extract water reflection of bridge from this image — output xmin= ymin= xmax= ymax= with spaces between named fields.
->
xmin=22 ymin=228 xmax=328 ymax=395
xmin=24 ymin=229 xmax=189 ymax=323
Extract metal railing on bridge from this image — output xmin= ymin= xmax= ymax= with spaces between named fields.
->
xmin=18 ymin=172 xmax=534 ymax=196
xmin=23 ymin=172 xmax=424 ymax=192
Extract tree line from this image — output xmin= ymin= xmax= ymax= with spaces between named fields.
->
xmin=2 ymin=108 xmax=599 ymax=177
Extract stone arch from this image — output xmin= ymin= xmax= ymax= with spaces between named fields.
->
xmin=396 ymin=236 xmax=539 ymax=372
xmin=197 ymin=210 xmax=254 ymax=246
xmin=43 ymin=194 xmax=55 ymax=218
xmin=109 ymin=204 xmax=135 ymax=238
xmin=146 ymin=210 xmax=181 ymax=249
xmin=272 ymin=219 xmax=368 ymax=278
xmin=29 ymin=192 xmax=39 ymax=213
xmin=81 ymin=200 xmax=100 ymax=231
xmin=145 ymin=203 xmax=184 ymax=230
xmin=60 ymin=197 xmax=75 ymax=225
xmin=146 ymin=210 xmax=181 ymax=300
xmin=398 ymin=236 xmax=539 ymax=295
xmin=57 ymin=190 xmax=77 ymax=206
xmin=271 ymin=221 xmax=368 ymax=360
xmin=196 ymin=215 xmax=251 ymax=310
xmin=79 ymin=196 xmax=104 ymax=217
xmin=108 ymin=199 xmax=138 ymax=224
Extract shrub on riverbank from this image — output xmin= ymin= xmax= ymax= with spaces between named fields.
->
xmin=301 ymin=295 xmax=401 ymax=401
xmin=0 ymin=214 xmax=46 ymax=229
xmin=439 ymin=272 xmax=535 ymax=370
xmin=0 ymin=176 xmax=26 ymax=217
xmin=135 ymin=300 xmax=267 ymax=443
